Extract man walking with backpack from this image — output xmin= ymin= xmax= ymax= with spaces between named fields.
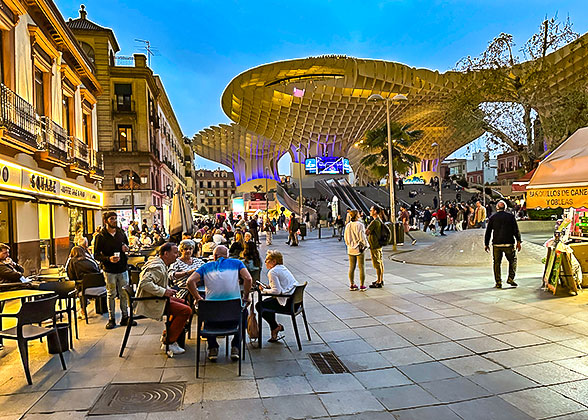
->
xmin=366 ymin=205 xmax=387 ymax=288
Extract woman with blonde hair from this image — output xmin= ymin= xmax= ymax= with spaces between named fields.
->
xmin=344 ymin=209 xmax=369 ymax=291
xmin=229 ymin=231 xmax=245 ymax=257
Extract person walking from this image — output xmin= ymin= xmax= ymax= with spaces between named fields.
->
xmin=474 ymin=201 xmax=487 ymax=228
xmin=366 ymin=205 xmax=385 ymax=288
xmin=286 ymin=214 xmax=300 ymax=246
xmin=437 ymin=204 xmax=448 ymax=236
xmin=344 ymin=210 xmax=369 ymax=291
xmin=94 ymin=211 xmax=136 ymax=330
xmin=399 ymin=205 xmax=417 ymax=245
xmin=484 ymin=200 xmax=522 ymax=289
xmin=422 ymin=207 xmax=432 ymax=232
xmin=263 ymin=216 xmax=273 ymax=245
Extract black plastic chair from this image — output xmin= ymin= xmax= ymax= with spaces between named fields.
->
xmin=196 ymin=299 xmax=246 ymax=378
xmin=79 ymin=273 xmax=107 ymax=324
xmin=0 ymin=295 xmax=67 ymax=385
xmin=259 ymin=282 xmax=311 ymax=350
xmin=119 ymin=284 xmax=170 ymax=357
xmin=37 ymin=281 xmax=78 ymax=348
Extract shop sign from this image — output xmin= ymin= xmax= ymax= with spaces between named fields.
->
xmin=527 ymin=186 xmax=588 ymax=209
xmin=0 ymin=159 xmax=102 ymax=206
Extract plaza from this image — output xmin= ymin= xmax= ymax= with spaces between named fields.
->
xmin=2 ymin=228 xmax=588 ymax=419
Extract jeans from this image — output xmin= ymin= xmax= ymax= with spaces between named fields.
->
xmin=104 ymin=271 xmax=129 ymax=320
xmin=167 ymin=297 xmax=192 ymax=344
xmin=348 ymin=253 xmax=365 ymax=286
xmin=370 ymin=248 xmax=384 ymax=284
xmin=492 ymin=245 xmax=517 ymax=284
xmin=205 ymin=308 xmax=247 ymax=350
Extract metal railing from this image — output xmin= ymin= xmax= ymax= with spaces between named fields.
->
xmin=112 ymin=98 xmax=135 ymax=113
xmin=0 ymin=84 xmax=40 ymax=148
xmin=39 ymin=116 xmax=69 ymax=160
xmin=69 ymin=136 xmax=90 ymax=168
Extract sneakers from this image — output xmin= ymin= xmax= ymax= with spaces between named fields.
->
xmin=412 ymin=239 xmax=417 ymax=245
xmin=507 ymin=279 xmax=518 ymax=287
xmin=494 ymin=282 xmax=502 ymax=289
xmin=120 ymin=317 xmax=137 ymax=326
xmin=230 ymin=347 xmax=240 ymax=360
xmin=369 ymin=282 xmax=383 ymax=289
xmin=349 ymin=284 xmax=359 ymax=291
xmin=162 ymin=342 xmax=185 ymax=355
xmin=359 ymin=285 xmax=367 ymax=292
xmin=105 ymin=319 xmax=116 ymax=329
xmin=208 ymin=347 xmax=219 ymax=361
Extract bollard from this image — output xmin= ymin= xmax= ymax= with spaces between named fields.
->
xmin=318 ymin=226 xmax=321 ymax=239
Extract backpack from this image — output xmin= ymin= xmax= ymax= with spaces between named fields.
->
xmin=378 ymin=221 xmax=391 ymax=247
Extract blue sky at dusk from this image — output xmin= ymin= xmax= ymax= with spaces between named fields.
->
xmin=56 ymin=0 xmax=588 ymax=174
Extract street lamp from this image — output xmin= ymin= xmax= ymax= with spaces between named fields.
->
xmin=295 ymin=144 xmax=303 ymax=218
xmin=265 ymin=166 xmax=269 ymax=214
xmin=431 ymin=142 xmax=442 ymax=207
xmin=368 ymin=93 xmax=407 ymax=251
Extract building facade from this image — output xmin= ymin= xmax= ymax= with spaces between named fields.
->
xmin=0 ymin=0 xmax=104 ymax=272
xmin=466 ymin=151 xmax=498 ymax=185
xmin=67 ymin=7 xmax=193 ymax=231
xmin=195 ymin=169 xmax=235 ymax=215
xmin=497 ymin=151 xmax=522 ymax=185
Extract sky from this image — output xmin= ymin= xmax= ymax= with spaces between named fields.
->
xmin=56 ymin=0 xmax=588 ymax=174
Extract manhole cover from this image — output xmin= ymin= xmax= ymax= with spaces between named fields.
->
xmin=88 ymin=382 xmax=185 ymax=415
xmin=308 ymin=351 xmax=349 ymax=374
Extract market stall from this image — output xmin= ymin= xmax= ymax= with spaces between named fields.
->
xmin=527 ymin=127 xmax=588 ymax=294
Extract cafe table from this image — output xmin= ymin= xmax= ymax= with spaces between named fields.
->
xmin=0 ymin=289 xmax=56 ymax=349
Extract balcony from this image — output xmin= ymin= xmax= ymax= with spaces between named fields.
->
xmin=0 ymin=84 xmax=41 ymax=152
xmin=112 ymin=98 xmax=136 ymax=115
xmin=68 ymin=136 xmax=90 ymax=174
xmin=37 ymin=117 xmax=69 ymax=166
xmin=89 ymin=150 xmax=104 ymax=180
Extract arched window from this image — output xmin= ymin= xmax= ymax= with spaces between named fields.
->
xmin=79 ymin=42 xmax=95 ymax=65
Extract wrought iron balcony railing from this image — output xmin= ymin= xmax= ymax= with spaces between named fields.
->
xmin=69 ymin=136 xmax=90 ymax=169
xmin=0 ymin=84 xmax=41 ymax=149
xmin=39 ymin=116 xmax=69 ymax=161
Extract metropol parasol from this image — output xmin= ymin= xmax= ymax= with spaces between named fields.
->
xmin=193 ymin=32 xmax=588 ymax=191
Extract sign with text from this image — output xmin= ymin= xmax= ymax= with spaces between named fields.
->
xmin=527 ymin=186 xmax=588 ymax=209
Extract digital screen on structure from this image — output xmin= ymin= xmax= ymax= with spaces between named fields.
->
xmin=305 ymin=157 xmax=351 ymax=175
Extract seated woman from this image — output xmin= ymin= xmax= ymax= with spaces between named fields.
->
xmin=229 ymin=231 xmax=245 ymax=258
xmin=200 ymin=233 xmax=217 ymax=258
xmin=141 ymin=232 xmax=153 ymax=247
xmin=212 ymin=229 xmax=227 ymax=245
xmin=240 ymin=241 xmax=261 ymax=284
xmin=256 ymin=250 xmax=299 ymax=342
xmin=66 ymin=244 xmax=101 ymax=318
xmin=168 ymin=239 xmax=205 ymax=295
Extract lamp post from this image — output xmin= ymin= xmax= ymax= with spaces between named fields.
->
xmin=296 ymin=145 xmax=303 ymax=218
xmin=431 ymin=142 xmax=442 ymax=207
xmin=368 ymin=93 xmax=407 ymax=251
xmin=265 ymin=166 xmax=269 ymax=214
xmin=115 ymin=171 xmax=147 ymax=222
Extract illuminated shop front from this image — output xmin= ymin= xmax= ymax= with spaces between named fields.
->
xmin=0 ymin=159 xmax=103 ymax=273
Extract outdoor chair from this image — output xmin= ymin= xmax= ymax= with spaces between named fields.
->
xmin=79 ymin=272 xmax=107 ymax=324
xmin=37 ymin=281 xmax=78 ymax=348
xmin=0 ymin=295 xmax=67 ymax=385
xmin=195 ymin=299 xmax=246 ymax=378
xmin=119 ymin=284 xmax=170 ymax=357
xmin=258 ymin=282 xmax=311 ymax=350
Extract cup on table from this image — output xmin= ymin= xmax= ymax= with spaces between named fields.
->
xmin=114 ymin=252 xmax=120 ymax=258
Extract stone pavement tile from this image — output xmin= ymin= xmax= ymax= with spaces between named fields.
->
xmin=434 ymin=307 xmax=472 ymax=317
xmin=248 ymin=346 xmax=297 ymax=362
xmin=329 ymin=412 xmax=396 ymax=420
xmin=494 ymin=331 xmax=550 ymax=348
xmin=500 ymin=387 xmax=587 ymax=419
xmin=485 ymin=347 xmax=548 ymax=368
xmin=263 ymin=394 xmax=329 ymax=419
xmin=451 ymin=314 xmax=494 ymax=326
xmin=468 ymin=369 xmax=538 ymax=394
xmin=318 ymin=328 xmax=360 ymax=343
xmin=449 ymin=396 xmax=534 ymax=420
xmin=419 ymin=341 xmax=473 ymax=360
xmin=29 ymin=388 xmax=100 ymax=413
xmin=391 ymin=405 xmax=462 ymax=420
xmin=363 ymin=332 xmax=412 ymax=351
xmin=441 ymin=355 xmax=502 ymax=376
xmin=513 ymin=362 xmax=587 ymax=385
xmin=0 ymin=392 xmax=44 ymax=416
xmin=318 ymin=389 xmax=385 ymax=416
xmin=338 ymin=352 xmax=392 ymax=372
xmin=183 ymin=383 xmax=203 ymax=405
xmin=202 ymin=379 xmax=259 ymax=401
xmin=310 ymin=319 xmax=348 ymax=332
xmin=550 ymin=379 xmax=588 ymax=405
xmin=256 ymin=375 xmax=313 ymax=398
xmin=161 ymin=367 xmax=204 ymax=384
xmin=375 ymin=313 xmax=412 ymax=324
xmin=390 ymin=322 xmax=449 ymax=345
xmin=405 ymin=309 xmax=445 ymax=321
xmin=71 ymin=355 xmax=125 ymax=371
xmin=379 ymin=346 xmax=433 ymax=366
xmin=524 ymin=342 xmax=586 ymax=362
xmin=545 ymin=412 xmax=588 ymax=420
xmin=476 ymin=310 xmax=524 ymax=323
xmin=200 ymin=398 xmax=268 ymax=420
xmin=503 ymin=318 xmax=552 ymax=331
xmin=344 ymin=317 xmax=381 ymax=328
xmin=329 ymin=339 xmax=376 ymax=356
xmin=354 ymin=367 xmax=412 ymax=389
xmin=371 ymin=384 xmax=439 ymax=410
xmin=457 ymin=336 xmax=513 ymax=354
xmin=22 ymin=412 xmax=89 ymax=420
xmin=306 ymin=372 xmax=365 ymax=392
xmin=530 ymin=327 xmax=582 ymax=342
xmin=252 ymin=359 xmax=303 ymax=378
xmin=470 ymin=322 xmax=520 ymax=336
xmin=353 ymin=325 xmax=394 ymax=339
xmin=555 ymin=356 xmax=588 ymax=376
xmin=420 ymin=376 xmax=491 ymax=403
xmin=398 ymin=361 xmax=460 ymax=383
xmin=201 ymin=361 xmax=254 ymax=380
xmin=111 ymin=367 xmax=163 ymax=383
xmin=560 ymin=337 xmax=588 ymax=353
xmin=52 ymin=369 xmax=117 ymax=390
xmin=421 ymin=319 xmax=485 ymax=340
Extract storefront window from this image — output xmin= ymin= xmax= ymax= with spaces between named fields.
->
xmin=0 ymin=200 xmax=12 ymax=246
xmin=38 ymin=203 xmax=54 ymax=268
xmin=69 ymin=207 xmax=83 ymax=244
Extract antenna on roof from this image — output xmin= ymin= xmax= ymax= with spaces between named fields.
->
xmin=134 ymin=39 xmax=160 ymax=67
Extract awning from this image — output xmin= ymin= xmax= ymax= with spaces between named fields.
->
xmin=0 ymin=190 xmax=37 ymax=201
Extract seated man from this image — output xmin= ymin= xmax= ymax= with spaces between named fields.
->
xmin=187 ymin=245 xmax=252 ymax=361
xmin=135 ymin=242 xmax=192 ymax=356
xmin=0 ymin=243 xmax=30 ymax=285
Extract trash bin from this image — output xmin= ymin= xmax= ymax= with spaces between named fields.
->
xmin=47 ymin=323 xmax=70 ymax=354
xmin=395 ymin=222 xmax=404 ymax=245
xmin=299 ymin=224 xmax=307 ymax=238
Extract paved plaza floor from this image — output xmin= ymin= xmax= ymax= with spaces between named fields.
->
xmin=2 ymin=228 xmax=588 ymax=419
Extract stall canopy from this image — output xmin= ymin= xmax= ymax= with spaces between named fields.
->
xmin=527 ymin=127 xmax=588 ymax=209
xmin=169 ymin=185 xmax=194 ymax=240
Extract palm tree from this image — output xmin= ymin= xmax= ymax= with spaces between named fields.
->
xmin=359 ymin=122 xmax=422 ymax=180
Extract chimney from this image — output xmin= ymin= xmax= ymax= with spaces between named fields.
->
xmin=134 ymin=54 xmax=147 ymax=68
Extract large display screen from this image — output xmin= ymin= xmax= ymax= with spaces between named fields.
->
xmin=305 ymin=157 xmax=351 ymax=175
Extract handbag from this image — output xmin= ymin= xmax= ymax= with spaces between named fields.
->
xmin=247 ymin=305 xmax=259 ymax=340
xmin=358 ymin=243 xmax=366 ymax=253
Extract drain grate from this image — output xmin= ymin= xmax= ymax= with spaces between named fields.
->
xmin=308 ymin=351 xmax=349 ymax=374
xmin=88 ymin=382 xmax=185 ymax=415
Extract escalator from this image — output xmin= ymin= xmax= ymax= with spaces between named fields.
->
xmin=337 ymin=179 xmax=371 ymax=214
xmin=275 ymin=184 xmax=317 ymax=221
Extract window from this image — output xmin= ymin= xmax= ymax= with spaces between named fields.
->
xmin=83 ymin=113 xmax=91 ymax=146
xmin=207 ymin=181 xmax=212 ymax=188
xmin=224 ymin=198 xmax=228 ymax=205
xmin=79 ymin=41 xmax=95 ymax=65
xmin=117 ymin=125 xmax=133 ymax=151
xmin=34 ymin=68 xmax=46 ymax=116
xmin=0 ymin=31 xmax=3 ymax=85
xmin=62 ymin=96 xmax=74 ymax=135
xmin=115 ymin=83 xmax=132 ymax=111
